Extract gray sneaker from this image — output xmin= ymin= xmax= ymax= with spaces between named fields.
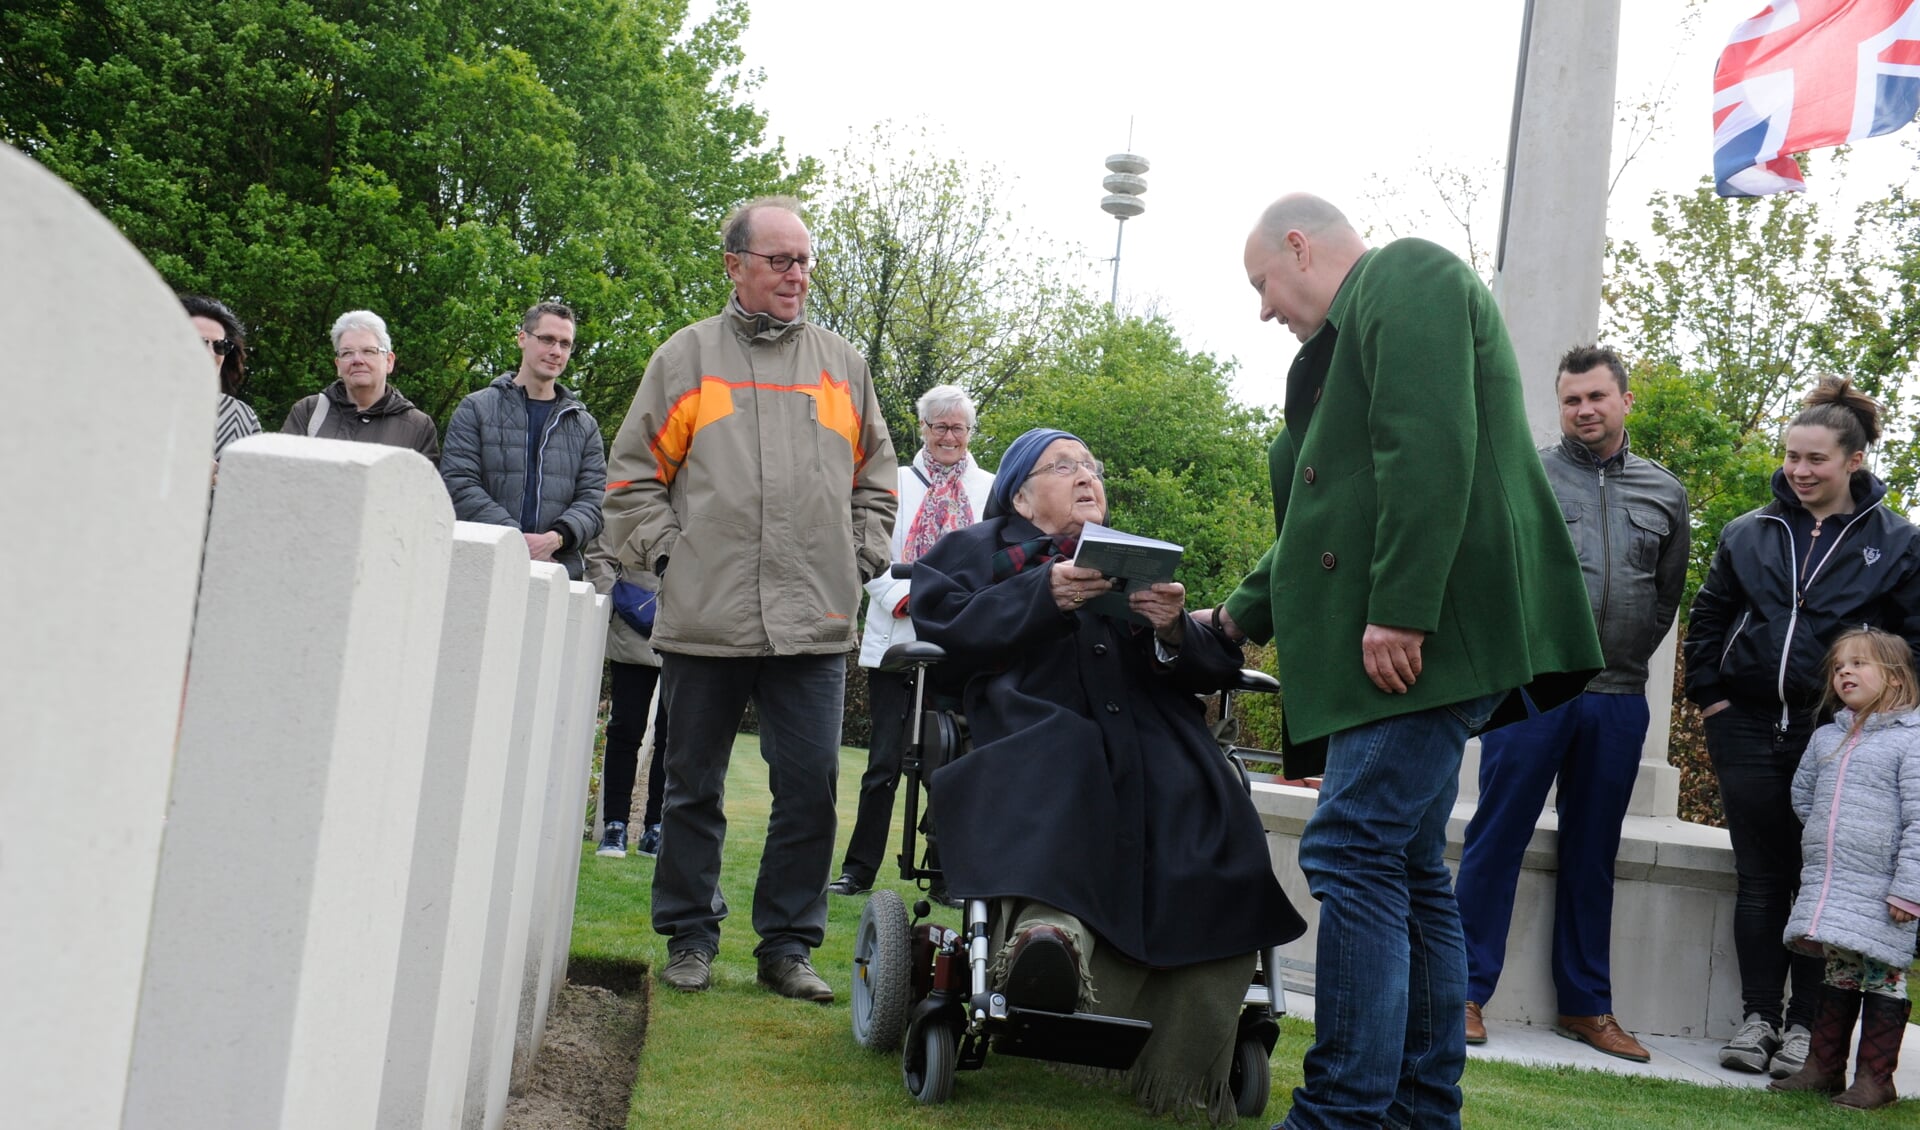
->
xmin=758 ymin=954 xmax=834 ymax=1003
xmin=596 ymin=821 xmax=627 ymax=858
xmin=1720 ymin=1013 xmax=1781 ymax=1073
xmin=1770 ymin=1023 xmax=1812 ymax=1078
xmin=659 ymin=949 xmax=712 ymax=992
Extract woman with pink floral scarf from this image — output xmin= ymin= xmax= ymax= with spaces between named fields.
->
xmin=829 ymin=385 xmax=995 ymax=897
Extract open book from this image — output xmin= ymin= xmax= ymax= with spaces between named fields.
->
xmin=1071 ymin=522 xmax=1183 ymax=623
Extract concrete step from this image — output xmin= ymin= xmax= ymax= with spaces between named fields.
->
xmin=1286 ymin=991 xmax=1920 ymax=1095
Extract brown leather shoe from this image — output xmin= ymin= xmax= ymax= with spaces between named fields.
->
xmin=1465 ymin=1001 xmax=1487 ymax=1045
xmin=1555 ymin=1014 xmax=1650 ymax=1062
xmin=1002 ymin=924 xmax=1082 ymax=1014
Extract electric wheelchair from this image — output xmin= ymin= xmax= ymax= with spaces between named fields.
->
xmin=848 ymin=607 xmax=1290 ymax=1115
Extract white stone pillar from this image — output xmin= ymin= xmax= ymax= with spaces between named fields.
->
xmin=464 ymin=562 xmax=569 ymax=1130
xmin=1492 ymin=0 xmax=1622 ymax=446
xmin=512 ymin=582 xmax=599 ymax=1089
xmin=379 ymin=523 xmax=531 ymax=1130
xmin=0 ymin=144 xmax=215 ymax=1130
xmin=125 ymin=436 xmax=453 ymax=1130
xmin=1628 ymin=623 xmax=1683 ymax=818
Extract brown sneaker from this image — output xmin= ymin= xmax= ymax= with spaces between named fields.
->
xmin=758 ymin=954 xmax=834 ymax=1003
xmin=1555 ymin=1014 xmax=1650 ymax=1062
xmin=1465 ymin=1001 xmax=1487 ymax=1045
xmin=659 ymin=948 xmax=712 ymax=993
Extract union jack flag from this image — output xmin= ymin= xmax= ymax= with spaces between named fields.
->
xmin=1713 ymin=0 xmax=1920 ymax=196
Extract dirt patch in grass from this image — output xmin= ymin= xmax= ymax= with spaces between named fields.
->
xmin=503 ymin=961 xmax=648 ymax=1130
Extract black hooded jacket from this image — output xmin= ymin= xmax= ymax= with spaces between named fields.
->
xmin=1685 ymin=469 xmax=1920 ymax=725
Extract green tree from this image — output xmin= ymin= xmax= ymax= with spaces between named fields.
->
xmin=0 ymin=0 xmax=804 ymax=430
xmin=805 ymin=122 xmax=1080 ymax=453
xmin=979 ymin=309 xmax=1278 ymax=609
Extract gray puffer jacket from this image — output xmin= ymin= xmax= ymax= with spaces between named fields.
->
xmin=1787 ymin=707 xmax=1920 ymax=967
xmin=441 ymin=375 xmax=607 ymax=580
xmin=1542 ymin=433 xmax=1688 ymax=695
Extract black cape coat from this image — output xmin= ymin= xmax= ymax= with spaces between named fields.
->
xmin=910 ymin=515 xmax=1306 ymax=968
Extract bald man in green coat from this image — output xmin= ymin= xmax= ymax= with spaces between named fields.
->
xmin=1212 ymin=194 xmax=1599 ymax=1130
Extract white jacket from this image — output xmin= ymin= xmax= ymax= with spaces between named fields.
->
xmin=858 ymin=449 xmax=995 ymax=668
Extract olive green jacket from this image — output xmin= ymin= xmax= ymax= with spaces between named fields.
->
xmin=1224 ymin=239 xmax=1600 ymax=775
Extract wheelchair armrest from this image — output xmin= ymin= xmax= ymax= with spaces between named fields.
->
xmin=890 ymin=562 xmax=913 ymax=579
xmin=880 ymin=639 xmax=948 ymax=671
xmin=1231 ymin=669 xmax=1280 ymax=695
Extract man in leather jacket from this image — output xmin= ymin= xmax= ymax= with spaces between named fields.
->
xmin=1455 ymin=345 xmax=1688 ymax=1060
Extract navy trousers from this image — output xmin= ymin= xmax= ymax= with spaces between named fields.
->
xmin=1456 ymin=691 xmax=1647 ymax=1016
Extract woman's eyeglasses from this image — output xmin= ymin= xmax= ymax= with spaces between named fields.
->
xmin=202 ymin=338 xmax=236 ymax=357
xmin=1025 ymin=458 xmax=1105 ymax=480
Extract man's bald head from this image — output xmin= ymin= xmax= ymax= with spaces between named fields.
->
xmin=1243 ymin=194 xmax=1368 ymax=342
xmin=1250 ymin=193 xmax=1357 ymax=251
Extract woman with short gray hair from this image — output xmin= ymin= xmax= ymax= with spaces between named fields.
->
xmin=828 ymin=384 xmax=992 ymax=897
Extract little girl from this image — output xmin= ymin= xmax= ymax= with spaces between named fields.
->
xmin=1771 ymin=626 xmax=1920 ymax=1109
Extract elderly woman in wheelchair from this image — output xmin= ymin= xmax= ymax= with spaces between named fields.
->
xmin=854 ymin=428 xmax=1305 ymax=1123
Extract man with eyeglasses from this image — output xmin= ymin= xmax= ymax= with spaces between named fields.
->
xmin=603 ymin=195 xmax=897 ymax=1003
xmin=439 ymin=301 xmax=606 ymax=581
xmin=282 ymin=309 xmax=441 ymax=463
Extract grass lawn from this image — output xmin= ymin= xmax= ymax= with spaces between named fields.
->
xmin=570 ymin=736 xmax=1920 ymax=1128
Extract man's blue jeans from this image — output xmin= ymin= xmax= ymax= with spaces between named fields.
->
xmin=1456 ymin=691 xmax=1649 ymax=1016
xmin=1283 ymin=691 xmax=1505 ymax=1130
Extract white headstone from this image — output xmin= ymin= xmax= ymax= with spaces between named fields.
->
xmin=125 ymin=435 xmax=453 ymax=1129
xmin=379 ymin=523 xmax=532 ymax=1130
xmin=464 ymin=562 xmax=569 ymax=1130
xmin=517 ymin=584 xmax=610 ymax=1079
xmin=512 ymin=582 xmax=594 ymax=1086
xmin=0 ymin=143 xmax=216 ymax=1130
xmin=549 ymin=592 xmax=610 ymax=998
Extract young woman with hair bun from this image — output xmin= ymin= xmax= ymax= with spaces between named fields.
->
xmin=1684 ymin=375 xmax=1920 ymax=1078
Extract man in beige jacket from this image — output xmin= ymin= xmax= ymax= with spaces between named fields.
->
xmin=602 ymin=196 xmax=897 ymax=1002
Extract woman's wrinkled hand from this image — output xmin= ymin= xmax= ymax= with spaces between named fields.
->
xmin=1130 ymin=582 xmax=1187 ymax=645
xmin=1051 ymin=563 xmax=1113 ymax=614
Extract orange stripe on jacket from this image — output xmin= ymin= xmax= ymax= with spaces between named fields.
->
xmin=646 ymin=380 xmax=735 ymax=484
xmin=642 ymin=373 xmax=871 ymax=485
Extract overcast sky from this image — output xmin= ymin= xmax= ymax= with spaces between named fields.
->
xmin=707 ymin=0 xmax=1919 ymax=409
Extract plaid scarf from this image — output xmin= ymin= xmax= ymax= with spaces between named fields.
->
xmin=903 ymin=457 xmax=974 ymax=563
xmin=992 ymin=533 xmax=1078 ymax=584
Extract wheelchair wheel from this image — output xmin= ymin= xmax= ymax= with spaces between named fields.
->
xmin=852 ymin=888 xmax=911 ymax=1051
xmin=903 ymin=1020 xmax=957 ymax=1104
xmin=1229 ymin=1035 xmax=1271 ymax=1117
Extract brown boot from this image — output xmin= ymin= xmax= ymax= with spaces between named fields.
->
xmin=1770 ymin=984 xmax=1859 ymax=1094
xmin=1833 ymin=993 xmax=1910 ymax=1110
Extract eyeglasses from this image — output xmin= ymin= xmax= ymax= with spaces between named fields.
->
xmin=201 ymin=337 xmax=236 ymax=357
xmin=1025 ymin=458 xmax=1105 ymax=480
xmin=335 ymin=347 xmax=388 ymax=361
xmin=923 ymin=422 xmax=971 ymax=437
xmin=737 ymin=249 xmax=816 ymax=274
xmin=528 ymin=332 xmax=575 ymax=352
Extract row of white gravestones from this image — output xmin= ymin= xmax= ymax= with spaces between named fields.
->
xmin=0 ymin=146 xmax=610 ymax=1130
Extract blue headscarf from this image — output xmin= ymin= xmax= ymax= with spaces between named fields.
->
xmin=985 ymin=428 xmax=1083 ymax=520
